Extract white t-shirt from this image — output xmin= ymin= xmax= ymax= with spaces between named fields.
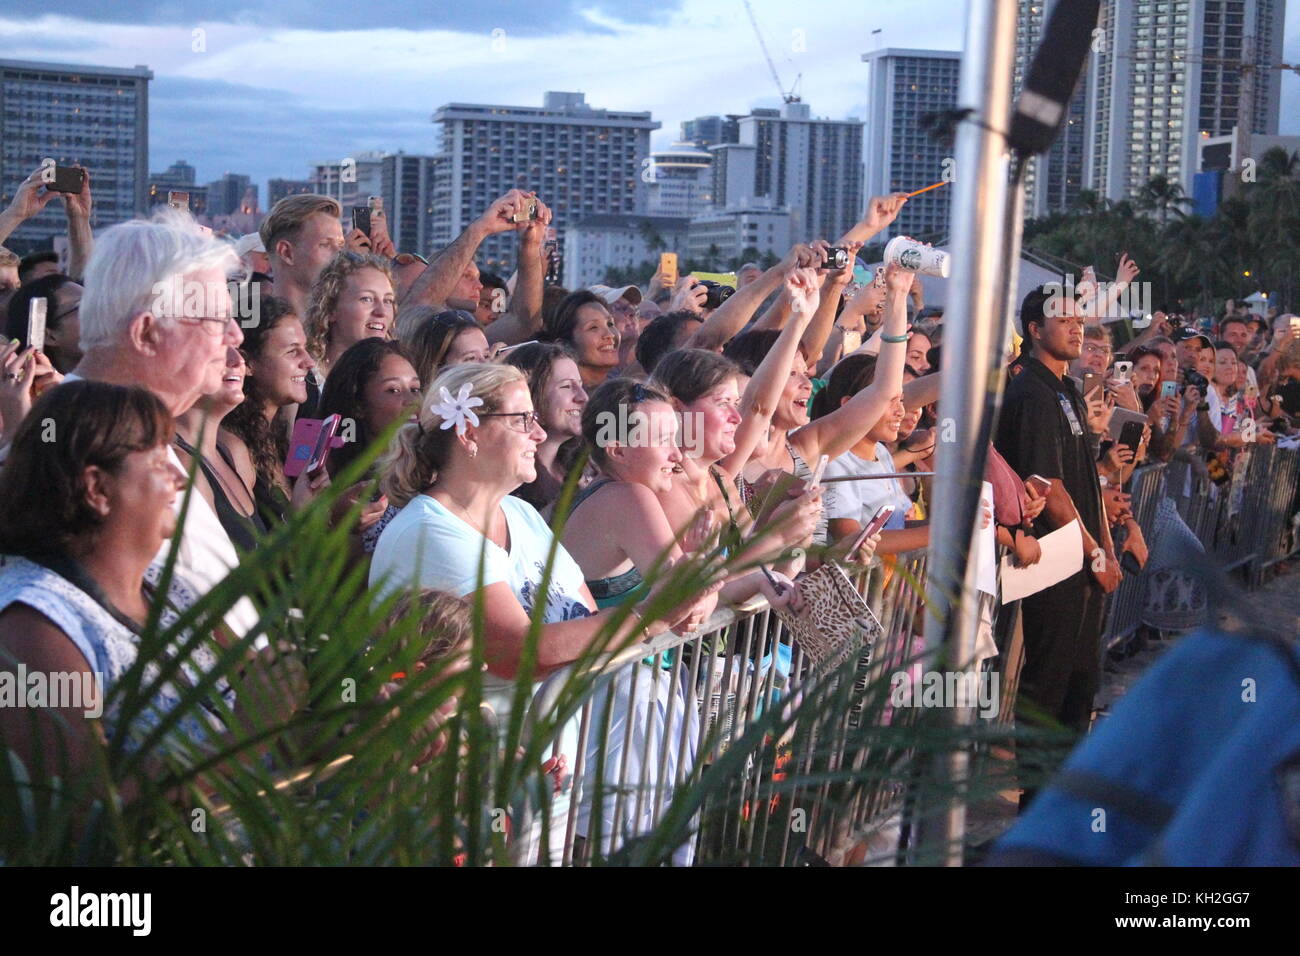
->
xmin=370 ymin=493 xmax=592 ymax=622
xmin=371 ymin=493 xmax=593 ymax=860
xmin=823 ymin=444 xmax=912 ymax=532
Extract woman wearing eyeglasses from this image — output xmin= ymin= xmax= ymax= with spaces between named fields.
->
xmin=370 ymin=362 xmax=713 ymax=862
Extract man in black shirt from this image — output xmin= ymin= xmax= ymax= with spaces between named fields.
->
xmin=996 ymin=286 xmax=1122 ymax=773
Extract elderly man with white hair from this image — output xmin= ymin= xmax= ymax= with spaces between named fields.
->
xmin=69 ymin=210 xmax=260 ymax=641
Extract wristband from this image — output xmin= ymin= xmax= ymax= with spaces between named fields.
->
xmin=881 ymin=332 xmax=909 ymax=344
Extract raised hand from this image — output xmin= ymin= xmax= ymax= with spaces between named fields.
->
xmin=1116 ymin=251 xmax=1140 ymax=287
xmin=862 ymin=193 xmax=909 ymax=235
xmin=785 ymin=266 xmax=822 ymax=316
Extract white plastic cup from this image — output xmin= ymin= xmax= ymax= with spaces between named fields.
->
xmin=883 ymin=235 xmax=951 ymax=278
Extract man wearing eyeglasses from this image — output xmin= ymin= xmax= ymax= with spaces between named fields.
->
xmin=60 ymin=213 xmax=259 ymax=642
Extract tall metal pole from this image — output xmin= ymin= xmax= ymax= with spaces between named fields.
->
xmin=911 ymin=0 xmax=1018 ymax=866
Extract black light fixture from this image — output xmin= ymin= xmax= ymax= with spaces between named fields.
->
xmin=1008 ymin=0 xmax=1102 ymax=157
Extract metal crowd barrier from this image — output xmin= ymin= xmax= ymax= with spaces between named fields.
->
xmin=519 ymin=549 xmax=931 ymax=867
xmin=510 ymin=446 xmax=1298 ymax=865
xmin=1103 ymin=443 xmax=1300 ymax=649
xmin=1100 ymin=464 xmax=1166 ymax=649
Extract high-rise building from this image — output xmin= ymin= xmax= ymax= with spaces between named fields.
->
xmin=1014 ymin=1 xmax=1091 ymax=217
xmin=380 ymin=153 xmax=436 ymax=256
xmin=861 ymin=48 xmax=961 ymax=240
xmin=147 ymin=159 xmax=207 ymax=213
xmin=681 ymin=114 xmax=744 ymax=148
xmin=709 ymin=143 xmax=759 ymax=209
xmin=732 ymin=102 xmax=864 ymax=243
xmin=153 ymin=159 xmax=196 ymax=186
xmin=687 ymin=204 xmax=792 ymax=266
xmin=311 ymin=150 xmax=384 ymax=214
xmin=0 ymin=58 xmax=152 ymax=250
xmin=1085 ymin=0 xmax=1287 ymax=205
xmin=205 ymin=172 xmax=255 ymax=217
xmin=562 ymin=214 xmax=689 ymax=289
xmin=645 ymin=142 xmax=713 ymax=218
xmin=431 ymin=91 xmax=659 ymax=272
xmin=267 ymin=178 xmax=315 ymax=207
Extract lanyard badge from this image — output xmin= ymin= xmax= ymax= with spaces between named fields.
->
xmin=1059 ymin=395 xmax=1084 ymax=436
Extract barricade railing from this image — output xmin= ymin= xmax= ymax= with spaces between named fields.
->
xmin=1103 ymin=443 xmax=1300 ymax=648
xmin=519 ymin=549 xmax=931 ymax=866
xmin=1101 ymin=463 xmax=1166 ymax=650
xmin=515 ymin=446 xmax=1296 ymax=864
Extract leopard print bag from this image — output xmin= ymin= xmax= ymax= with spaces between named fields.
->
xmin=775 ymin=561 xmax=882 ymax=676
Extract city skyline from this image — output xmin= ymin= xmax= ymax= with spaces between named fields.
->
xmin=6 ymin=0 xmax=1290 ymax=206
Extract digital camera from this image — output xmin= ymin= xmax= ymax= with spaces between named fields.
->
xmin=699 ymin=280 xmax=735 ymax=310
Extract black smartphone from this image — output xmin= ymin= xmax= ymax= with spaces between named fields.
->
xmin=352 ymin=206 xmax=371 ymax=237
xmin=49 ymin=165 xmax=86 ymax=194
xmin=1120 ymin=550 xmax=1141 ymax=574
xmin=1117 ymin=420 xmax=1145 ymax=455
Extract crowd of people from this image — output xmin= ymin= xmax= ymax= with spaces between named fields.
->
xmin=0 ymin=157 xmax=1297 ymax=859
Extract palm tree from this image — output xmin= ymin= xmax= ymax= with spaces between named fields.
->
xmin=1136 ymin=175 xmax=1193 ymax=224
xmin=1243 ymin=147 xmax=1300 ymax=307
xmin=1157 ymin=215 xmax=1213 ymax=310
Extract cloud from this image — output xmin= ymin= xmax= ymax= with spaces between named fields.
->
xmin=0 ymin=0 xmax=681 ymax=35
xmin=149 ymin=75 xmax=430 ymax=187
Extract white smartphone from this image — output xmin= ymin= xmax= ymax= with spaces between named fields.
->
xmin=1112 ymin=360 xmax=1133 ymax=384
xmin=27 ymin=298 xmax=47 ymax=352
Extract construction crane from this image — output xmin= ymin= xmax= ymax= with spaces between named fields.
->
xmin=742 ymin=0 xmax=801 ymax=104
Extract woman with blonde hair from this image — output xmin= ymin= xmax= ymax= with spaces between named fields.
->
xmin=369 ymin=362 xmax=715 ymax=860
xmin=303 ymin=250 xmax=397 ymax=380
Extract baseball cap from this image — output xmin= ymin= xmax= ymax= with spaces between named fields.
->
xmin=1172 ymin=327 xmax=1212 ymax=349
xmin=589 ymin=284 xmax=642 ymax=306
xmin=234 ymin=232 xmax=265 ymax=257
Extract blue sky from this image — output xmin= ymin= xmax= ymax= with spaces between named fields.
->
xmin=2 ymin=1 xmax=1298 ymax=200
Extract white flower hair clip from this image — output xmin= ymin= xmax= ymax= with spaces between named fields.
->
xmin=429 ymin=382 xmax=484 ymax=435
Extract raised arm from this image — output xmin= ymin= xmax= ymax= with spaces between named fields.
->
xmin=485 ymin=198 xmax=551 ymax=345
xmin=718 ymin=267 xmax=819 ymax=479
xmin=793 ymin=264 xmax=911 ymax=462
xmin=689 ymin=243 xmax=816 ymax=351
xmin=0 ymin=166 xmax=59 ymax=247
xmin=799 ymin=240 xmax=863 ymax=364
xmin=751 ymin=287 xmax=793 ymax=332
xmin=400 ymin=190 xmax=534 ymax=311
xmin=836 ymin=193 xmax=909 ymax=246
xmin=63 ymin=167 xmax=94 ymax=281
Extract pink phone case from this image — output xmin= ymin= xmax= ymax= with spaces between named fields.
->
xmin=285 ymin=418 xmax=323 ymax=478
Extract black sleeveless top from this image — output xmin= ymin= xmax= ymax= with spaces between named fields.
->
xmin=174 ymin=435 xmax=267 ymax=552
